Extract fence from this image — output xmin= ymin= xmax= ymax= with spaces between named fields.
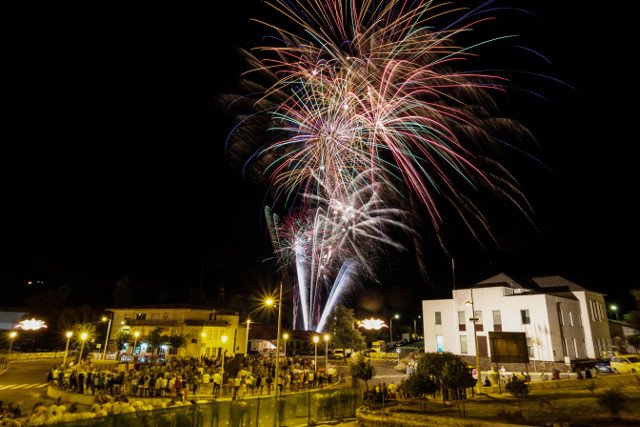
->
xmin=54 ymin=387 xmax=360 ymax=427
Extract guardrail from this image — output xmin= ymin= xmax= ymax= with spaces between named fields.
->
xmin=3 ymin=351 xmax=66 ymax=360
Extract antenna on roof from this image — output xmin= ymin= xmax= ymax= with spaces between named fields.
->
xmin=452 ymin=258 xmax=456 ymax=290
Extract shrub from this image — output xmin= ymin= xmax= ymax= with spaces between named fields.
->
xmin=506 ymin=377 xmax=529 ymax=400
xmin=596 ymin=387 xmax=627 ymax=420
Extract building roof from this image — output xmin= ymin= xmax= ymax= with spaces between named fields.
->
xmin=470 ymin=272 xmax=599 ymax=296
xmin=107 ymin=304 xmax=238 ymax=315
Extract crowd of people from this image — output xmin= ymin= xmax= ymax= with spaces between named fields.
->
xmin=48 ymin=352 xmax=338 ymax=402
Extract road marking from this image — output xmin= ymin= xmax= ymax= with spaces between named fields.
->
xmin=0 ymin=383 xmax=48 ymax=390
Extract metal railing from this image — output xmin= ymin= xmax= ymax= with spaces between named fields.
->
xmin=52 ymin=387 xmax=360 ymax=427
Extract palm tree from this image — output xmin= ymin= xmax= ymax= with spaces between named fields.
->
xmin=148 ymin=327 xmax=164 ymax=355
xmin=167 ymin=333 xmax=186 ymax=357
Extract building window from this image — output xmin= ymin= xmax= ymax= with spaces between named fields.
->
xmin=458 ymin=311 xmax=466 ymax=331
xmin=562 ymin=339 xmax=568 ymax=357
xmin=436 ymin=335 xmax=444 ymax=353
xmin=474 ymin=310 xmax=483 ymax=331
xmin=590 ymin=301 xmax=596 ymax=322
xmin=136 ymin=313 xmax=147 ymax=320
xmin=559 ymin=310 xmax=564 ymax=325
xmin=460 ymin=335 xmax=468 ymax=354
xmin=435 ymin=312 xmax=442 ymax=325
xmin=521 ymin=309 xmax=531 ymax=325
xmin=526 ymin=337 xmax=534 ymax=358
xmin=577 ymin=313 xmax=582 ymax=327
xmin=572 ymin=338 xmax=579 ymax=358
xmin=492 ymin=310 xmax=502 ymax=332
xmin=569 ymin=311 xmax=574 ymax=327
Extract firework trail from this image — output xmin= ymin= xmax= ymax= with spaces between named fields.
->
xmin=228 ymin=0 xmax=537 ymax=331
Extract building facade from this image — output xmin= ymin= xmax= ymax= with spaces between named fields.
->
xmin=107 ymin=305 xmax=240 ymax=359
xmin=422 ymin=273 xmax=612 ymax=362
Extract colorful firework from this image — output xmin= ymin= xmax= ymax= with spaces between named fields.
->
xmin=229 ymin=0 xmax=536 ymax=331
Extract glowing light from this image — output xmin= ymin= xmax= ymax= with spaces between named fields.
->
xmin=358 ymin=318 xmax=388 ymax=330
xmin=15 ymin=318 xmax=48 ymax=330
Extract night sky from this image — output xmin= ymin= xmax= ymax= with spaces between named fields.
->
xmin=1 ymin=2 xmax=638 ymax=318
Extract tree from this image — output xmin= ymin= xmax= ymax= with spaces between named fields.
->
xmin=114 ymin=332 xmax=129 ymax=360
xmin=401 ymin=371 xmax=438 ymax=399
xmin=350 ymin=353 xmax=376 ymax=394
xmin=330 ymin=305 xmax=366 ymax=359
xmin=168 ymin=333 xmax=186 ymax=356
xmin=148 ymin=327 xmax=164 ymax=355
xmin=415 ymin=352 xmax=475 ymax=403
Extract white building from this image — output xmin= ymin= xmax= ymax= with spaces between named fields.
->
xmin=422 ymin=273 xmax=612 ymax=362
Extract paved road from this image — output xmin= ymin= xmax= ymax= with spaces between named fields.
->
xmin=0 ymin=358 xmax=58 ymax=409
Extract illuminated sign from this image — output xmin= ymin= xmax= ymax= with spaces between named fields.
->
xmin=358 ymin=318 xmax=388 ymax=330
xmin=15 ymin=318 xmax=48 ymax=330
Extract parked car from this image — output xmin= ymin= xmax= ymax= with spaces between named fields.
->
xmin=594 ymin=358 xmax=613 ymax=374
xmin=610 ymin=354 xmax=640 ymax=374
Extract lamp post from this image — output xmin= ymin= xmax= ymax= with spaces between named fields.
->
xmin=101 ymin=313 xmax=112 ymax=360
xmin=221 ymin=335 xmax=228 ymax=381
xmin=413 ymin=315 xmax=421 ymax=340
xmin=283 ymin=333 xmax=289 ymax=358
xmin=323 ymin=334 xmax=330 ymax=369
xmin=465 ymin=289 xmax=481 ymax=394
xmin=265 ymin=281 xmax=284 ymax=404
xmin=78 ymin=332 xmax=88 ymax=368
xmin=201 ymin=332 xmax=207 ymax=357
xmin=610 ymin=305 xmax=619 ymax=320
xmin=8 ymin=331 xmax=17 ymax=353
xmin=390 ymin=313 xmax=399 ymax=343
xmin=313 ymin=335 xmax=319 ymax=372
xmin=63 ymin=331 xmax=73 ymax=366
xmin=245 ymin=318 xmax=251 ymax=354
xmin=132 ymin=331 xmax=140 ymax=356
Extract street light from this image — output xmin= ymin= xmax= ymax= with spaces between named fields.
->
xmin=413 ymin=315 xmax=421 ymax=340
xmin=390 ymin=313 xmax=400 ymax=342
xmin=132 ymin=331 xmax=140 ymax=356
xmin=8 ymin=331 xmax=17 ymax=353
xmin=245 ymin=318 xmax=251 ymax=354
xmin=465 ymin=289 xmax=481 ymax=394
xmin=265 ymin=281 xmax=284 ymax=405
xmin=63 ymin=331 xmax=73 ymax=366
xmin=283 ymin=333 xmax=289 ymax=358
xmin=78 ymin=332 xmax=88 ymax=367
xmin=610 ymin=305 xmax=619 ymax=320
xmin=323 ymin=334 xmax=330 ymax=369
xmin=313 ymin=335 xmax=320 ymax=372
xmin=221 ymin=335 xmax=228 ymax=384
xmin=101 ymin=313 xmax=112 ymax=360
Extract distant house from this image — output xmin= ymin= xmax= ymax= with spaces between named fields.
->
xmin=422 ymin=273 xmax=612 ymax=362
xmin=108 ymin=304 xmax=239 ymax=359
xmin=609 ymin=319 xmax=640 ymax=354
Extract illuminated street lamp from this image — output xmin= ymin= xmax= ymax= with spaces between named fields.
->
xmin=323 ymin=334 xmax=330 ymax=369
xmin=265 ymin=282 xmax=284 ymax=404
xmin=132 ymin=331 xmax=140 ymax=356
xmin=221 ymin=335 xmax=228 ymax=380
xmin=283 ymin=333 xmax=289 ymax=358
xmin=101 ymin=313 xmax=112 ymax=360
xmin=78 ymin=332 xmax=88 ymax=367
xmin=465 ymin=289 xmax=481 ymax=394
xmin=62 ymin=331 xmax=73 ymax=366
xmin=390 ymin=313 xmax=400 ymax=342
xmin=313 ymin=335 xmax=320 ymax=372
xmin=8 ymin=331 xmax=17 ymax=353
xmin=610 ymin=305 xmax=619 ymax=320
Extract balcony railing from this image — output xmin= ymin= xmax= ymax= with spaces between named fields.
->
xmin=123 ymin=319 xmax=179 ymax=326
